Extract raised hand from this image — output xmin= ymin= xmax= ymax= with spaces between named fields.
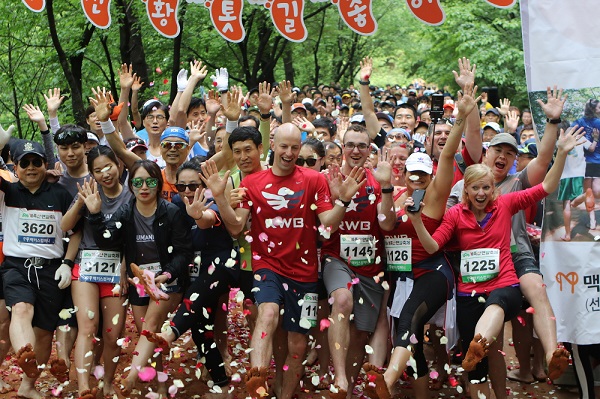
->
xmin=504 ymin=110 xmax=519 ymax=133
xmin=205 ymin=90 xmax=221 ymax=115
xmin=359 ymin=56 xmax=373 ymax=81
xmin=339 ymin=166 xmax=366 ymax=202
xmin=23 ymin=104 xmax=46 ymax=124
xmin=132 ymin=75 xmax=144 ymax=91
xmin=455 ymin=82 xmax=480 ymax=116
xmin=187 ymin=118 xmax=207 ymax=145
xmin=44 ymin=88 xmax=65 ymax=117
xmin=190 ymin=60 xmax=208 ymax=81
xmin=536 ymin=85 xmax=567 ymax=120
xmin=499 ymin=98 xmax=511 ymax=116
xmin=211 ymin=68 xmax=229 ymax=92
xmin=277 ymin=80 xmax=294 ymax=104
xmin=257 ymin=82 xmax=274 ymax=115
xmin=200 ymin=160 xmax=229 ymax=198
xmin=177 ymin=68 xmax=189 ymax=92
xmin=89 ymin=87 xmax=113 ymax=122
xmin=452 ymin=57 xmax=476 ymax=90
xmin=229 ymin=187 xmax=247 ymax=209
xmin=119 ymin=64 xmax=135 ymax=89
xmin=371 ymin=147 xmax=392 ymax=187
xmin=292 ymin=116 xmax=315 ymax=134
xmin=77 ymin=179 xmax=102 ymax=214
xmin=558 ymin=125 xmax=586 ymax=154
xmin=183 ymin=187 xmax=214 ymax=220
xmin=221 ymin=87 xmax=243 ymax=121
xmin=0 ymin=124 xmax=14 ymax=150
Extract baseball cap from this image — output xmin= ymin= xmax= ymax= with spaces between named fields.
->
xmin=160 ymin=126 xmax=189 ymax=144
xmin=387 ymin=128 xmax=411 ymax=142
xmin=483 ymin=122 xmax=502 ymax=133
xmin=376 ymin=112 xmax=393 ymax=125
xmin=12 ymin=140 xmax=46 ymax=162
xmin=87 ymin=132 xmax=100 ymax=144
xmin=489 ymin=133 xmax=518 ymax=153
xmin=405 ymin=152 xmax=433 ymax=174
xmin=485 ymin=108 xmax=501 ymax=117
xmin=350 ymin=114 xmax=365 ymax=124
xmin=443 ymin=103 xmax=455 ymax=110
xmin=519 ymin=139 xmax=538 ymax=157
xmin=301 ymin=98 xmax=313 ymax=106
xmin=292 ymin=103 xmax=307 ymax=112
xmin=126 ymin=138 xmax=148 ymax=152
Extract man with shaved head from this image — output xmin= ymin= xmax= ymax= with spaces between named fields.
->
xmin=202 ymin=123 xmax=364 ymax=399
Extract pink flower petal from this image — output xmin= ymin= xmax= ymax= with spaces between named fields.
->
xmin=168 ymin=384 xmax=178 ymax=397
xmin=320 ymin=318 xmax=330 ymax=331
xmin=157 ymin=371 xmax=169 ymax=382
xmin=139 ymin=366 xmax=157 ymax=382
xmin=525 ymin=306 xmax=535 ymax=314
xmin=259 ymin=232 xmax=268 ymax=242
xmin=93 ymin=365 xmax=105 ymax=380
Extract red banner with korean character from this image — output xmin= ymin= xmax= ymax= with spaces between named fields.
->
xmin=205 ymin=0 xmax=246 ymax=43
xmin=22 ymin=0 xmax=45 ymax=12
xmin=143 ymin=0 xmax=181 ymax=38
xmin=81 ymin=0 xmax=112 ymax=29
xmin=334 ymin=0 xmax=377 ymax=36
xmin=266 ymin=0 xmax=307 ymax=43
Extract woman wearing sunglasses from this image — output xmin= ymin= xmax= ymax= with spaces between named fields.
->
xmin=297 ymin=138 xmax=325 ymax=171
xmin=60 ymin=145 xmax=132 ymax=398
xmin=88 ymin=159 xmax=193 ymax=396
xmin=143 ymin=159 xmax=238 ymax=388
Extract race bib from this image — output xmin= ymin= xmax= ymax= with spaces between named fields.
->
xmin=190 ymin=251 xmax=201 ymax=280
xmin=79 ymin=250 xmax=121 ymax=283
xmin=18 ymin=210 xmax=57 ymax=245
xmin=300 ymin=293 xmax=318 ymax=328
xmin=340 ymin=234 xmax=375 ymax=267
xmin=385 ymin=237 xmax=412 ymax=272
xmin=460 ymin=248 xmax=500 ymax=283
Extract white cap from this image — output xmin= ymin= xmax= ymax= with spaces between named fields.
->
xmin=405 ymin=152 xmax=433 ymax=174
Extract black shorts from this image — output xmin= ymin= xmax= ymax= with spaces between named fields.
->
xmin=56 ymin=290 xmax=78 ymax=328
xmin=237 ymin=270 xmax=255 ymax=304
xmin=513 ymin=256 xmax=542 ymax=278
xmin=585 ymin=162 xmax=600 ymax=178
xmin=1 ymin=256 xmax=66 ymax=331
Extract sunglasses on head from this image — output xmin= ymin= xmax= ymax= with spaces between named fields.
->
xmin=55 ymin=130 xmax=86 ymax=144
xmin=175 ymin=183 xmax=200 ymax=192
xmin=19 ymin=158 xmax=44 ymax=169
xmin=296 ymin=157 xmax=317 ymax=167
xmin=131 ymin=177 xmax=159 ymax=189
xmin=160 ymin=141 xmax=188 ymax=150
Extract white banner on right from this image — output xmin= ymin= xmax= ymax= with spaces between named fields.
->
xmin=521 ymin=0 xmax=600 ymax=344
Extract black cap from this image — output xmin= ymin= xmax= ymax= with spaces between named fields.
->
xmin=12 ymin=140 xmax=46 ymax=162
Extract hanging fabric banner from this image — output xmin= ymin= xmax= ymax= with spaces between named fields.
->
xmin=22 ymin=0 xmax=45 ymax=12
xmin=522 ymin=0 xmax=600 ymax=345
xmin=81 ymin=0 xmax=112 ymax=29
xmin=206 ymin=0 xmax=246 ymax=43
xmin=266 ymin=0 xmax=307 ymax=43
xmin=333 ymin=0 xmax=377 ymax=35
xmin=143 ymin=0 xmax=181 ymax=38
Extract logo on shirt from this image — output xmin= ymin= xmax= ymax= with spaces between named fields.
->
xmin=261 ymin=187 xmax=304 ymax=210
xmin=347 ymin=189 xmax=375 ymax=213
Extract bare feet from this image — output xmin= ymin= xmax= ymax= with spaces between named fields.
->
xmin=16 ymin=344 xmax=39 ymax=379
xmin=362 ymin=363 xmax=391 ymax=399
xmin=462 ymin=334 xmax=490 ymax=372
xmin=141 ymin=329 xmax=170 ymax=349
xmin=114 ymin=375 xmax=134 ymax=397
xmin=329 ymin=385 xmax=348 ymax=399
xmin=560 ymin=235 xmax=571 ymax=242
xmin=507 ymin=368 xmax=535 ymax=384
xmin=548 ymin=348 xmax=570 ymax=381
xmin=79 ymin=387 xmax=98 ymax=399
xmin=49 ymin=358 xmax=69 ymax=383
xmin=16 ymin=383 xmax=43 ymax=399
xmin=244 ymin=366 xmax=268 ymax=398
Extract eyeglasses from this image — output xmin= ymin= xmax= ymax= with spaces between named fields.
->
xmin=387 ymin=133 xmax=407 ymax=142
xmin=131 ymin=177 xmax=159 ymax=188
xmin=160 ymin=141 xmax=188 ymax=150
xmin=345 ymin=142 xmax=369 ymax=151
xmin=145 ymin=115 xmax=166 ymax=122
xmin=19 ymin=158 xmax=44 ymax=169
xmin=175 ymin=183 xmax=200 ymax=192
xmin=296 ymin=157 xmax=317 ymax=167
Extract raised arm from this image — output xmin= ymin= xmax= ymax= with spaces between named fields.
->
xmin=317 ymin=166 xmax=365 ymax=231
xmin=526 ymin=86 xmax=567 ymax=185
xmin=404 ymin=197 xmax=440 ymax=254
xmin=452 ymin=57 xmax=482 ymax=162
xmin=371 ymin=148 xmax=396 ymax=231
xmin=174 ymin=60 xmax=208 ymax=128
xmin=131 ymin=74 xmax=143 ymax=130
xmin=358 ymin=57 xmax=381 ymax=141
xmin=23 ymin=104 xmax=56 ymax=167
xmin=278 ymin=80 xmax=293 ymax=124
xmin=117 ymin=63 xmax=136 ymax=139
xmin=44 ymin=88 xmax=64 ymax=134
xmin=257 ymin=81 xmax=275 ymax=158
xmin=543 ymin=126 xmax=586 ymax=193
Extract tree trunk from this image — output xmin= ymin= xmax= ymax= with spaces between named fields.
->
xmin=116 ymin=0 xmax=149 ymax=90
xmin=170 ymin=3 xmax=187 ymax=105
xmin=283 ymin=47 xmax=294 ymax=85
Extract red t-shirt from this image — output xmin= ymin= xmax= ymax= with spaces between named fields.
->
xmin=432 ymin=184 xmax=547 ymax=294
xmin=321 ymin=169 xmax=384 ymax=277
xmin=239 ymin=166 xmax=333 ymax=283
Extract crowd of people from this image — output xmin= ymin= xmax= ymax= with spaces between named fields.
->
xmin=0 ymin=56 xmax=594 ymax=399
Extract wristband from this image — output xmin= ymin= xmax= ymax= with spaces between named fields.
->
xmin=100 ymin=120 xmax=116 ymax=134
xmin=40 ymin=129 xmax=50 ymax=135
xmin=359 ymin=80 xmax=370 ymax=86
xmin=62 ymin=259 xmax=74 ymax=268
xmin=381 ymin=186 xmax=394 ymax=194
xmin=260 ymin=113 xmax=271 ymax=120
xmin=161 ymin=271 xmax=172 ymax=281
xmin=225 ymin=119 xmax=238 ymax=134
xmin=335 ymin=199 xmax=351 ymax=207
xmin=546 ymin=117 xmax=562 ymax=124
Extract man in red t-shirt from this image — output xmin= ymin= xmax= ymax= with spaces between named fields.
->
xmin=203 ymin=123 xmax=364 ymax=399
xmin=321 ymin=124 xmax=396 ymax=398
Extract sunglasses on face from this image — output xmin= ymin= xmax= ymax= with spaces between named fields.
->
xmin=160 ymin=141 xmax=189 ymax=150
xmin=131 ymin=177 xmax=159 ymax=188
xmin=175 ymin=183 xmax=200 ymax=192
xmin=19 ymin=158 xmax=44 ymax=169
xmin=296 ymin=157 xmax=317 ymax=167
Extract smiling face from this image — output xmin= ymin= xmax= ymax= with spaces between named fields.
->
xmin=484 ymin=144 xmax=517 ymax=182
xmin=160 ymin=137 xmax=190 ymax=166
xmin=426 ymin=122 xmax=451 ymax=161
xmin=177 ymin=168 xmax=202 ymax=202
xmin=16 ymin=155 xmax=47 ymax=189
xmin=298 ymin=145 xmax=322 ymax=172
xmin=343 ymin=129 xmax=370 ymax=170
xmin=272 ymin=124 xmax=302 ymax=176
xmin=389 ymin=146 xmax=409 ymax=181
xmin=324 ymin=145 xmax=342 ymax=169
xmin=91 ymin=155 xmax=120 ymax=190
xmin=232 ymin=139 xmax=262 ymax=175
xmin=394 ymin=108 xmax=416 ymax=132
xmin=465 ymin=175 xmax=495 ymax=213
xmin=57 ymin=142 xmax=86 ymax=172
